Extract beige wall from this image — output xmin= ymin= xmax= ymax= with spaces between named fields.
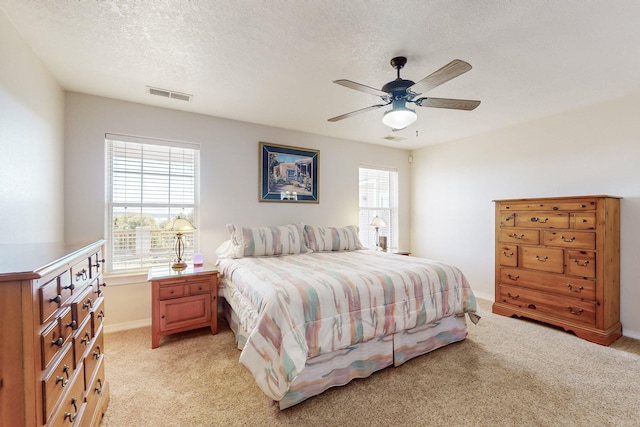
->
xmin=63 ymin=92 xmax=412 ymax=330
xmin=0 ymin=9 xmax=65 ymax=244
xmin=410 ymin=93 xmax=640 ymax=339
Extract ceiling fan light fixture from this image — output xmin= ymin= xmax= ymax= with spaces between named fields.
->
xmin=382 ymin=105 xmax=417 ymax=130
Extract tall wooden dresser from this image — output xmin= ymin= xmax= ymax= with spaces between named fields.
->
xmin=493 ymin=196 xmax=621 ymax=345
xmin=0 ymin=240 xmax=109 ymax=427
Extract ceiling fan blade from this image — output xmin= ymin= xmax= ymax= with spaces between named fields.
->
xmin=327 ymin=103 xmax=389 ymax=122
xmin=415 ymin=97 xmax=481 ymax=111
xmin=333 ymin=79 xmax=389 ymax=98
xmin=408 ymin=59 xmax=472 ymax=96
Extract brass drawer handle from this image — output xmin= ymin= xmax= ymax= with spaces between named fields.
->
xmin=49 ymin=295 xmax=62 ymax=304
xmin=81 ymin=331 xmax=91 ymax=347
xmin=506 ymin=274 xmax=519 ymax=280
xmin=75 ymin=269 xmax=88 ymax=281
xmin=560 ymin=236 xmax=575 ymax=242
xmin=64 ymin=397 xmax=78 ymax=423
xmin=510 ymin=233 xmax=525 ymax=239
xmin=95 ymin=378 xmax=103 ymax=394
xmin=502 ymin=251 xmax=514 ymax=258
xmin=535 ymin=255 xmax=548 ymax=262
xmin=567 ymin=306 xmax=584 ymax=316
xmin=507 ymin=292 xmax=519 ymax=300
xmin=573 ymin=259 xmax=590 ymax=266
xmin=566 ymin=284 xmax=584 ymax=293
xmin=530 ymin=217 xmax=548 ymax=223
xmin=51 ymin=337 xmax=64 ymax=347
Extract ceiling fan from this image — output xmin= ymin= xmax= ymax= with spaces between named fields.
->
xmin=328 ymin=57 xmax=481 ymax=131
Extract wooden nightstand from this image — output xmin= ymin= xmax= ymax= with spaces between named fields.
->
xmin=391 ymin=250 xmax=411 ymax=256
xmin=148 ymin=264 xmax=218 ymax=348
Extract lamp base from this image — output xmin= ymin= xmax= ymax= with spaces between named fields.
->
xmin=171 ymin=261 xmax=188 ymax=271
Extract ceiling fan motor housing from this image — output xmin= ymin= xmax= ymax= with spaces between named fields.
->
xmin=382 ymin=78 xmax=416 ymax=100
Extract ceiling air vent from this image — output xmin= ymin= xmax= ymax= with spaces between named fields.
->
xmin=382 ymin=136 xmax=406 ymax=142
xmin=148 ymin=87 xmax=192 ymax=102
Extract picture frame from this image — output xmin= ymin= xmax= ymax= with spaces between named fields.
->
xmin=259 ymin=142 xmax=319 ymax=203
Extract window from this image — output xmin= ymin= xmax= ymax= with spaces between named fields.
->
xmin=105 ymin=134 xmax=200 ymax=273
xmin=359 ymin=166 xmax=398 ymax=250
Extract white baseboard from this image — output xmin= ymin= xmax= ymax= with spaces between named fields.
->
xmin=105 ymin=318 xmax=151 ymax=333
xmin=622 ymin=328 xmax=640 ymax=340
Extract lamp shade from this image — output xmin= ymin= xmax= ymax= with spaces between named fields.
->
xmin=369 ymin=216 xmax=387 ymax=228
xmin=167 ymin=216 xmax=196 ymax=233
xmin=382 ymin=106 xmax=417 ymax=130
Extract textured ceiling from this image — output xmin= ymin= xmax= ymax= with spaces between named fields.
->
xmin=2 ymin=1 xmax=640 ymax=149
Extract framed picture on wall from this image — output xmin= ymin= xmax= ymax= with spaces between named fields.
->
xmin=259 ymin=142 xmax=319 ymax=203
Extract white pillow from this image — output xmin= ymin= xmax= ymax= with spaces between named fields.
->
xmin=214 ymin=240 xmax=235 ymax=259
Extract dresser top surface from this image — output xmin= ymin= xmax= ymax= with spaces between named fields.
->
xmin=0 ymin=240 xmax=104 ymax=282
xmin=493 ymin=195 xmax=621 ymax=202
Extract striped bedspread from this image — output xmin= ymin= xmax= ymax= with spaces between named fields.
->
xmin=217 ymin=250 xmax=479 ymax=401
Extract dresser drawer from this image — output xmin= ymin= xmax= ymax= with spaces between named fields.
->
xmin=515 ymin=212 xmax=569 ymax=228
xmin=567 ymin=250 xmax=596 ymax=278
xmin=498 ymin=212 xmax=516 ymax=227
xmin=573 ymin=212 xmax=596 ymax=229
xmin=498 ymin=284 xmax=596 ymax=326
xmin=71 ymin=286 xmax=94 ymax=329
xmin=41 ymin=307 xmax=74 ymax=370
xmin=84 ymin=325 xmax=104 ymax=386
xmin=84 ymin=355 xmax=106 ymax=427
xmin=90 ymin=276 xmax=106 ymax=299
xmin=91 ymin=296 xmax=106 ymax=336
xmin=521 ymin=246 xmax=564 ymax=273
xmin=500 ymin=268 xmax=595 ymax=300
xmin=42 ymin=342 xmax=76 ymax=423
xmin=89 ymin=249 xmax=105 ymax=279
xmin=499 ymin=228 xmax=540 ymax=245
xmin=58 ymin=271 xmax=75 ymax=307
xmin=40 ymin=276 xmax=62 ymax=325
xmin=73 ymin=317 xmax=94 ymax=369
xmin=71 ymin=257 xmax=91 ymax=290
xmin=498 ymin=245 xmax=518 ymax=267
xmin=501 ymin=199 xmax=596 ymax=212
xmin=543 ymin=230 xmax=595 ymax=249
xmin=48 ymin=362 xmax=86 ymax=427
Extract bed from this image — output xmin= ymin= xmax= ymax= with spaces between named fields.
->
xmin=216 ymin=223 xmax=480 ymax=409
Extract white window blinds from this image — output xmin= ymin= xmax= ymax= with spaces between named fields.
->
xmin=358 ymin=166 xmax=398 ymax=250
xmin=105 ymin=135 xmax=200 ymax=273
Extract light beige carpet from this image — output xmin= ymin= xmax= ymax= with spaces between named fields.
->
xmin=101 ymin=300 xmax=640 ymax=426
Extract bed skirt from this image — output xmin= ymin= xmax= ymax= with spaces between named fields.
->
xmin=222 ymin=299 xmax=469 ymax=409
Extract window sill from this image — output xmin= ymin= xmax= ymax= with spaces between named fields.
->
xmin=104 ymin=271 xmax=148 ymax=286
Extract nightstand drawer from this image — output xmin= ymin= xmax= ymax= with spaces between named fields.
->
xmin=189 ymin=280 xmax=211 ymax=295
xmin=159 ymin=284 xmax=187 ymax=299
